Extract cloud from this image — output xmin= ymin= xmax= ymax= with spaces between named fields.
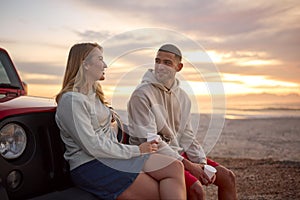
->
xmin=74 ymin=30 xmax=112 ymax=42
xmin=2 ymin=0 xmax=299 ymax=98
xmin=72 ymin=0 xmax=300 ymax=81
xmin=15 ymin=61 xmax=64 ymax=85
xmin=227 ymin=92 xmax=300 ymax=103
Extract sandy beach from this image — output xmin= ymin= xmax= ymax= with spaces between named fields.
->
xmin=198 ymin=116 xmax=300 ymax=162
xmin=118 ymin=110 xmax=300 ymax=199
xmin=200 ymin=117 xmax=300 ymax=200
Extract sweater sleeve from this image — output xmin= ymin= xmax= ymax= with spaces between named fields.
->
xmin=57 ymin=93 xmax=141 ymax=159
xmin=178 ymin=114 xmax=207 ymax=164
xmin=127 ymin=94 xmax=156 ymax=145
xmin=128 ymin=92 xmax=184 ymax=161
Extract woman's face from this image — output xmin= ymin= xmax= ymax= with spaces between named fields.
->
xmin=84 ymin=48 xmax=107 ymax=81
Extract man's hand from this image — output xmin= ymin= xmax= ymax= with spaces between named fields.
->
xmin=182 ymin=158 xmax=213 ymax=186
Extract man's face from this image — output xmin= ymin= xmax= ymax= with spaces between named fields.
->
xmin=154 ymin=51 xmax=182 ymax=84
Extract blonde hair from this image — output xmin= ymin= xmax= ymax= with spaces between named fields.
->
xmin=56 ymin=43 xmax=108 ymax=105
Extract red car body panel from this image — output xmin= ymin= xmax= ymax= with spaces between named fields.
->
xmin=0 ymin=96 xmax=56 ymax=120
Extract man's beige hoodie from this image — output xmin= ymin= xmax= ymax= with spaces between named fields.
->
xmin=128 ymin=69 xmax=207 ymax=164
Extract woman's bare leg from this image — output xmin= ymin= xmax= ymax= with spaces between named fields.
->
xmin=118 ymin=154 xmax=186 ymax=200
xmin=117 ymin=173 xmax=160 ymax=200
xmin=143 ymin=154 xmax=186 ymax=200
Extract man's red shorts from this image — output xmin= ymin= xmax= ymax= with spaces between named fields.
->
xmin=182 ymin=153 xmax=219 ymax=190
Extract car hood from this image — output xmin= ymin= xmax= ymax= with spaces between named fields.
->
xmin=0 ymin=95 xmax=57 ymax=120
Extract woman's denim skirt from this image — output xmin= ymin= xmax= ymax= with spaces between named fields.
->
xmin=71 ymin=155 xmax=149 ymax=200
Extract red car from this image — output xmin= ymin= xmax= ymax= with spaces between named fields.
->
xmin=0 ymin=48 xmax=106 ymax=199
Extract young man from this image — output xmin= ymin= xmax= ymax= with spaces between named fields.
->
xmin=128 ymin=44 xmax=237 ymax=200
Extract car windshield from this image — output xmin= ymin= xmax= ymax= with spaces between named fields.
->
xmin=0 ymin=50 xmax=22 ymax=89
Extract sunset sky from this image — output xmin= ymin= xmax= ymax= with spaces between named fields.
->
xmin=1 ymin=0 xmax=300 ymax=111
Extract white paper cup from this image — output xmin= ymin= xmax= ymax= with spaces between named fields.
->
xmin=204 ymin=165 xmax=217 ymax=179
xmin=147 ymin=133 xmax=160 ymax=142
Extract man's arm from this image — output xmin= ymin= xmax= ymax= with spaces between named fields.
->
xmin=178 ymin=114 xmax=207 ymax=164
xmin=128 ymin=92 xmax=184 ymax=160
xmin=127 ymin=94 xmax=157 ymax=144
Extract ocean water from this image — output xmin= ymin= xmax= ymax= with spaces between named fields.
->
xmin=116 ymin=100 xmax=300 ymax=122
xmin=223 ymin=102 xmax=300 ymax=119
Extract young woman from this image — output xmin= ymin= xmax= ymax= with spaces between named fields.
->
xmin=55 ymin=42 xmax=186 ymax=200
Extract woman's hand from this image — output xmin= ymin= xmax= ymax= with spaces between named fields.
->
xmin=139 ymin=140 xmax=158 ymax=154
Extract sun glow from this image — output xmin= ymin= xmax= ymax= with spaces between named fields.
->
xmin=22 ymin=73 xmax=58 ymax=81
xmin=222 ymin=74 xmax=299 ymax=95
xmin=239 ymin=59 xmax=281 ymax=66
xmin=178 ymin=74 xmax=299 ymax=97
xmin=183 ymin=50 xmax=226 ymax=63
xmin=27 ymin=84 xmax=61 ymax=98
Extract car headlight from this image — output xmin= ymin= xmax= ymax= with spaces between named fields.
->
xmin=0 ymin=123 xmax=27 ymax=159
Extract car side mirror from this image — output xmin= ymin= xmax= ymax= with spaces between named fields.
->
xmin=22 ymin=81 xmax=28 ymax=95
